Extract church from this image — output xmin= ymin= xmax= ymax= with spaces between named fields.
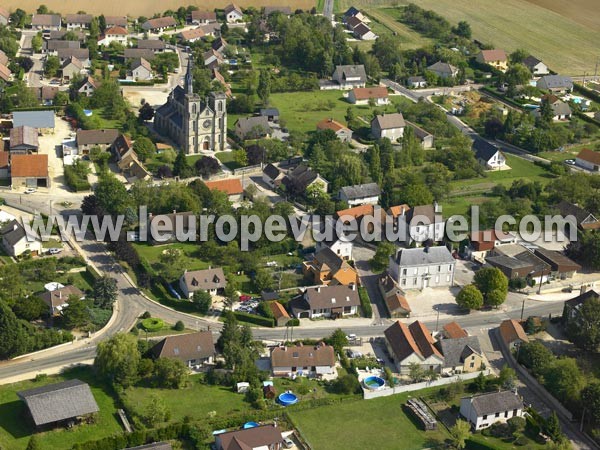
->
xmin=154 ymin=58 xmax=227 ymax=154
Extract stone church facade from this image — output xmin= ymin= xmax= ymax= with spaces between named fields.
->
xmin=154 ymin=59 xmax=227 ymax=154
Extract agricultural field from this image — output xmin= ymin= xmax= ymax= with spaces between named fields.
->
xmin=343 ymin=0 xmax=599 ymax=75
xmin=1 ymin=0 xmax=314 ymax=17
xmin=363 ymin=7 xmax=433 ymax=50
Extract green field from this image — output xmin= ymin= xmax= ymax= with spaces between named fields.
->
xmin=0 ymin=367 xmax=122 ymax=450
xmin=363 ymin=7 xmax=434 ymax=50
xmin=133 ymin=242 xmax=208 ymax=272
xmin=350 ymin=1 xmax=600 ymax=75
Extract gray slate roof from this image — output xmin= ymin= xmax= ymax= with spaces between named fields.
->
xmin=466 ymin=390 xmax=523 ymax=417
xmin=340 ymin=182 xmax=381 ymax=200
xmin=394 ymin=246 xmax=454 ymax=267
xmin=303 ymin=285 xmax=360 ymax=310
xmin=536 ymin=75 xmax=573 ymax=90
xmin=13 ymin=110 xmax=55 ymax=129
xmin=556 ymin=200 xmax=598 ymax=225
xmin=437 ymin=336 xmax=481 ymax=368
xmin=0 ymin=220 xmax=28 ymax=246
xmin=137 ymin=39 xmax=166 ymax=50
xmin=333 ymin=65 xmax=366 ymax=83
xmin=236 ymin=116 xmax=271 ymax=137
xmin=372 ymin=113 xmax=405 ymax=130
xmin=18 ymin=379 xmax=99 ymax=426
xmin=180 ymin=268 xmax=226 ymax=292
xmin=473 ymin=138 xmax=500 ymax=161
xmin=151 ymin=331 xmax=215 ymax=362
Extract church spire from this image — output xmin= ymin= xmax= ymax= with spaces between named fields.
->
xmin=185 ymin=56 xmax=194 ymax=95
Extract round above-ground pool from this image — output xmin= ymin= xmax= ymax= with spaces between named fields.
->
xmin=363 ymin=376 xmax=385 ymax=390
xmin=243 ymin=422 xmax=259 ymax=429
xmin=278 ymin=392 xmax=299 ymax=406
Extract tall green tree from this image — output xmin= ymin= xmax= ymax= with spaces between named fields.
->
xmin=257 ymin=69 xmax=271 ymax=105
xmin=192 ymin=290 xmax=212 ymax=314
xmin=473 ymin=267 xmax=508 ymax=306
xmin=94 ymin=173 xmax=131 ymax=215
xmin=0 ymin=301 xmax=28 ymax=359
xmin=92 ymin=276 xmax=118 ymax=309
xmin=456 ymin=285 xmax=483 ymax=310
xmin=566 ymin=295 xmax=600 ymax=352
xmin=94 ymin=333 xmax=141 ymax=387
xmin=173 ymin=150 xmax=194 ymax=178
xmin=62 ymin=296 xmax=90 ymax=329
xmin=449 ymin=420 xmax=471 ymax=449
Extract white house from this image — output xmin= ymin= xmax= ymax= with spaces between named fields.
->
xmin=316 ymin=118 xmax=353 ymax=143
xmin=330 ymin=65 xmax=367 ymax=90
xmin=407 ymin=76 xmax=427 ymax=88
xmin=522 ymin=55 xmax=549 ymax=76
xmin=536 ymin=75 xmax=573 ymax=94
xmin=98 ymin=26 xmax=129 ymax=46
xmin=371 ymin=113 xmax=405 ymax=141
xmin=262 ymin=163 xmax=284 ymax=188
xmin=65 ymin=14 xmax=93 ymax=29
xmin=129 ymin=57 xmax=153 ymax=81
xmin=290 ymin=285 xmax=360 ymax=319
xmin=347 ymin=86 xmax=389 ymax=105
xmin=224 ymin=3 xmax=243 ymax=23
xmin=389 ymin=246 xmax=455 ymax=290
xmin=77 ymin=76 xmax=97 ymax=97
xmin=576 ymin=148 xmax=600 ymax=172
xmin=179 ymin=268 xmax=226 ymax=298
xmin=384 ymin=320 xmax=444 ymax=374
xmin=473 ymin=139 xmax=507 ymax=170
xmin=460 ymin=391 xmax=524 ymax=430
xmin=151 ymin=331 xmax=215 ymax=368
xmin=395 ymin=203 xmax=445 ymax=245
xmin=427 ymin=61 xmax=458 ymax=79
xmin=315 ymin=239 xmax=354 ymax=260
xmin=339 ymin=182 xmax=381 ymax=207
xmin=353 ymin=23 xmax=377 ymax=40
xmin=0 ymin=220 xmax=43 ymax=257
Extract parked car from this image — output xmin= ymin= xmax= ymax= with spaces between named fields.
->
xmin=239 ymin=294 xmax=251 ymax=302
xmin=564 ymin=159 xmax=576 ymax=165
xmin=283 ymin=437 xmax=294 ymax=449
xmin=48 ymin=248 xmax=62 ymax=255
xmin=24 ymin=188 xmax=37 ymax=194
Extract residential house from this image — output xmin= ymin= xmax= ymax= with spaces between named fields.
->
xmin=427 ymin=61 xmax=458 ymax=79
xmin=111 ymin=134 xmax=133 ymax=161
xmin=384 ymin=320 xmax=444 ymax=374
xmin=203 ymin=48 xmax=224 ymax=69
xmin=0 ymin=7 xmax=9 ymax=26
xmin=259 ymin=108 xmax=280 ymax=123
xmin=57 ymin=48 xmax=90 ymax=66
xmin=212 ymin=37 xmax=227 ymax=54
xmin=105 ymin=16 xmax=128 ymax=28
xmin=31 ymin=86 xmax=59 ymax=105
xmin=12 ymin=111 xmax=55 ymax=131
xmin=315 ymin=238 xmax=354 ymax=260
xmin=395 ymin=203 xmax=445 ymax=245
xmin=0 ymin=219 xmax=43 ymax=256
xmin=339 ymin=182 xmax=381 ymax=206
xmin=269 ymin=301 xmax=291 ymax=327
xmin=348 ymin=86 xmax=389 ymax=105
xmin=330 ymin=65 xmax=367 ymax=90
xmin=179 ymin=28 xmax=206 ymax=43
xmin=533 ymin=95 xmax=572 ymax=121
xmin=476 ymin=49 xmax=508 ymax=72
xmin=31 ymin=14 xmax=61 ymax=31
xmin=316 ymin=118 xmax=352 ymax=143
xmin=270 ymin=343 xmax=335 ymax=377
xmin=406 ymin=121 xmax=434 ymax=149
xmin=262 ymin=163 xmax=285 ymax=188
xmin=129 ymin=57 xmax=153 ymax=81
xmin=334 ymin=204 xmax=386 ymax=238
xmin=281 ymin=164 xmax=329 ymax=196
xmin=378 ymin=273 xmax=411 ymax=318
xmin=352 ymin=22 xmax=377 ymax=40
xmin=389 ymin=246 xmax=455 ymax=290
xmin=124 ymin=49 xmax=156 ymax=61
xmin=576 ymin=148 xmax=600 ymax=172
xmin=487 ymin=244 xmax=551 ymax=283
xmin=148 ymin=211 xmax=195 ymax=244
xmin=76 ymin=129 xmax=119 ymax=154
xmin=18 ymin=380 xmax=99 ymax=429
xmin=137 ymin=39 xmax=166 ymax=53
xmin=460 ymin=391 xmax=524 ymax=430
xmin=442 ymin=321 xmax=468 ymax=339
xmin=290 ymin=284 xmax=361 ymax=319
xmin=10 ymin=154 xmax=50 ymax=188
xmin=556 ymin=200 xmax=600 ymax=230
xmin=0 ymin=151 xmax=9 ymax=179
xmin=485 ymin=254 xmax=535 ymax=280
xmin=179 ymin=268 xmax=226 ymax=298
xmin=224 ymin=3 xmax=243 ymax=23
xmin=49 ymin=30 xmax=86 ymax=41
xmin=436 ymin=336 xmax=483 ymax=375
xmin=499 ymin=319 xmax=528 ymax=351
xmin=204 ymin=178 xmax=244 ymax=202
xmin=407 ymin=76 xmax=427 ymax=88
xmin=43 ymin=39 xmax=80 ymax=55
xmin=64 ymin=14 xmax=93 ymax=29
xmin=215 ymin=425 xmax=284 ymax=450
xmin=39 ymin=285 xmax=84 ymax=315
xmin=98 ymin=26 xmax=129 ymax=46
xmin=522 ymin=55 xmax=549 ymax=76
xmin=302 ymin=247 xmax=359 ymax=286
xmin=473 ymin=139 xmax=507 ymax=170
xmin=77 ymin=76 xmax=98 ymax=97
xmin=0 ymin=63 xmax=11 ymax=82
xmin=343 ymin=7 xmax=369 ymax=23
xmin=117 ymin=152 xmax=151 ymax=181
xmin=532 ymin=247 xmax=581 ymax=279
xmin=467 ymin=229 xmax=518 ymax=262
xmin=563 ymin=288 xmax=600 ymax=329
xmin=371 ymin=113 xmax=405 ymax=141
xmin=61 ymin=56 xmax=85 ymax=81
xmin=536 ymin=75 xmax=573 ymax=94
xmin=199 ymin=22 xmax=221 ymax=38
xmin=189 ymin=10 xmax=217 ymax=24
xmin=141 ymin=17 xmax=177 ymax=33
xmin=9 ymin=126 xmax=39 ymax=153
xmin=151 ymin=331 xmax=215 ymax=367
xmin=234 ymin=116 xmax=271 ymax=140
xmin=0 ymin=50 xmax=8 ymax=66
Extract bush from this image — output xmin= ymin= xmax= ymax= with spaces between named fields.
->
xmin=173 ymin=320 xmax=185 ymax=331
xmin=141 ymin=311 xmax=152 ymax=319
xmin=232 ymin=311 xmax=275 ymax=327
xmin=358 ymin=287 xmax=372 ymax=318
xmin=332 ymin=374 xmax=361 ymax=394
xmin=286 ymin=318 xmax=300 ymax=326
xmin=141 ymin=318 xmax=164 ymax=332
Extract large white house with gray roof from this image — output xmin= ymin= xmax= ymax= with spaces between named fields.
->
xmin=389 ymin=246 xmax=455 ymax=290
xmin=460 ymin=390 xmax=524 ymax=430
xmin=339 ymin=182 xmax=381 ymax=206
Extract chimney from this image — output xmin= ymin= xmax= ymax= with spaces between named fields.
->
xmin=316 ymin=287 xmax=320 ymax=293
xmin=580 ymin=285 xmax=588 ymax=295
xmin=401 ymin=206 xmax=406 ymax=216
xmin=434 ymin=201 xmax=439 ymax=213
xmin=351 ymin=284 xmax=356 ymax=291
xmin=173 ymin=209 xmax=177 ymax=214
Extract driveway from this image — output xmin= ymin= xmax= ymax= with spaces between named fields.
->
xmin=353 ymin=245 xmax=388 ymax=322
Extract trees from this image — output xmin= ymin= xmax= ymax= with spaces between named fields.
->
xmin=94 ymin=173 xmax=131 ymax=215
xmin=138 ymin=102 xmax=155 ymax=122
xmin=452 ymin=20 xmax=472 ymax=39
xmin=449 ymin=419 xmax=471 ymax=449
xmin=94 ymin=333 xmax=141 ymax=387
xmin=516 ymin=341 xmax=553 ymax=377
xmin=133 ymin=136 xmax=155 ymax=162
xmin=325 ymin=328 xmax=348 ymax=353
xmin=44 ymin=55 xmax=60 ymax=77
xmin=150 ymin=52 xmax=180 ymax=76
xmin=543 ymin=358 xmax=584 ymax=405
xmin=582 ymin=382 xmax=600 ymax=426
xmin=498 ymin=365 xmax=516 ymax=390
xmin=144 ymin=394 xmax=170 ymax=426
xmin=254 ymin=269 xmax=274 ymax=293
xmin=195 ymin=156 xmax=220 ymax=178
xmin=173 ymin=150 xmax=194 ymax=178
xmin=93 ymin=276 xmax=118 ymax=309
xmin=566 ymin=295 xmax=600 ymax=352
xmin=62 ymin=296 xmax=90 ymax=329
xmin=370 ymin=242 xmax=395 ymax=272
xmin=408 ymin=362 xmax=425 ymax=383
xmin=192 ymin=290 xmax=212 ymax=314
xmin=0 ymin=301 xmax=28 ymax=359
xmin=12 ymin=296 xmax=48 ymax=321
xmin=456 ymin=285 xmax=483 ymax=311
xmin=31 ymin=35 xmax=43 ymax=53
xmin=333 ymin=374 xmax=360 ymax=394
xmin=473 ymin=267 xmax=508 ymax=307
xmin=157 ymin=248 xmax=185 ymax=282
xmin=257 ymin=69 xmax=271 ymax=104
xmin=153 ymin=358 xmax=188 ymax=388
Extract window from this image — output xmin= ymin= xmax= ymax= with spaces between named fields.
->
xmin=344 ymin=306 xmax=352 ymax=314
xmin=469 ymin=362 xmax=474 ymax=368
xmin=401 ymin=279 xmax=406 ymax=286
xmin=449 ymin=265 xmax=453 ymax=271
xmin=513 ymin=409 xmax=518 ymax=416
xmin=495 ymin=412 xmax=500 ymax=418
xmin=413 ymin=279 xmax=417 ymax=286
xmin=504 ymin=411 xmax=508 ymax=418
xmin=402 ymin=269 xmax=407 ymax=275
xmin=482 ymin=415 xmax=487 ymax=420
xmin=438 ymin=265 xmax=441 ymax=272
xmin=446 ymin=275 xmax=450 ymax=282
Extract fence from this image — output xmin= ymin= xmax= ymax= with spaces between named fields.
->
xmin=233 ymin=164 xmax=263 ymax=176
xmin=362 ymin=369 xmax=492 ymax=400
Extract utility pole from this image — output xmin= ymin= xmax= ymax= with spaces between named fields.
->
xmin=520 ymin=298 xmax=525 ymax=321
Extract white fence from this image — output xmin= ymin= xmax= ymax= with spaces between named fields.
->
xmin=363 ymin=369 xmax=492 ymax=400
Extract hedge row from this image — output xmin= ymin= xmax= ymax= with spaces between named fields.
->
xmin=233 ymin=311 xmax=275 ymax=327
xmin=574 ymin=83 xmax=600 ymax=104
xmin=358 ymin=286 xmax=373 ymax=318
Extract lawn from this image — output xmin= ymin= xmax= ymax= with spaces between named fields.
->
xmin=363 ymin=7 xmax=434 ymax=50
xmin=268 ymin=90 xmax=408 ymax=134
xmin=215 ymin=151 xmax=243 ymax=171
xmin=121 ymin=375 xmax=250 ymax=424
xmin=0 ymin=367 xmax=122 ymax=450
xmin=133 ymin=242 xmax=209 ymax=273
xmin=289 ymin=390 xmax=449 ymax=450
xmin=89 ymin=106 xmax=123 ymax=129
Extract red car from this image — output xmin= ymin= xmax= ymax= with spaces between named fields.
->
xmin=239 ymin=295 xmax=252 ymax=302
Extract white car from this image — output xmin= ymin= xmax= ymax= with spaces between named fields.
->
xmin=48 ymin=248 xmax=62 ymax=255
xmin=24 ymin=188 xmax=37 ymax=194
xmin=283 ymin=437 xmax=294 ymax=449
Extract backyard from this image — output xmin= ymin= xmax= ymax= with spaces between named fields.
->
xmin=0 ymin=367 xmax=122 ymax=450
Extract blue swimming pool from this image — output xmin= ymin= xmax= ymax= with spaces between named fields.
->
xmin=363 ymin=376 xmax=385 ymax=390
xmin=278 ymin=392 xmax=298 ymax=406
xmin=243 ymin=421 xmax=259 ymax=429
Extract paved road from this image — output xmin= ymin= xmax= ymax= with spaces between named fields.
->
xmin=323 ymin=0 xmax=334 ymax=21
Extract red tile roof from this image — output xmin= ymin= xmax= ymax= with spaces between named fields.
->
xmin=480 ymin=49 xmax=507 ymax=62
xmin=204 ymin=178 xmax=243 ymax=195
xmin=577 ymin=148 xmax=600 ymax=166
xmin=11 ymin=154 xmax=48 ymax=178
xmin=499 ymin=319 xmax=529 ymax=345
xmin=443 ymin=321 xmax=468 ymax=339
xmin=316 ymin=118 xmax=350 ymax=133
xmin=351 ymin=86 xmax=388 ymax=100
